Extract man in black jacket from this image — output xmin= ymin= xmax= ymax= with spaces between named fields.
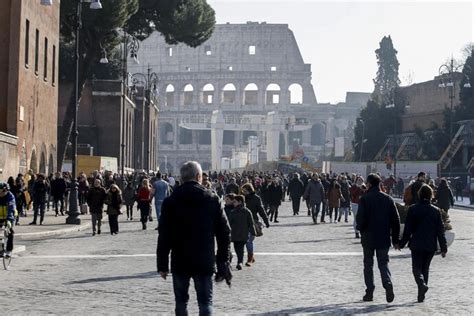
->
xmin=157 ymin=161 xmax=231 ymax=316
xmin=288 ymin=173 xmax=305 ymax=215
xmin=410 ymin=172 xmax=426 ymax=205
xmin=356 ymin=173 xmax=400 ymax=303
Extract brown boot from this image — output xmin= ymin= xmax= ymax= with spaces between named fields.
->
xmin=245 ymin=253 xmax=254 ymax=267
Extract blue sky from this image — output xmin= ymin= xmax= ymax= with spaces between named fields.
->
xmin=208 ymin=0 xmax=473 ymax=103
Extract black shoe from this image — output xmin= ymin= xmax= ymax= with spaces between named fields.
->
xmin=355 ymin=232 xmax=360 ymax=239
xmin=385 ymin=286 xmax=395 ymax=303
xmin=142 ymin=223 xmax=147 ymax=230
xmin=236 ymin=263 xmax=243 ymax=270
xmin=29 ymin=222 xmax=36 ymax=225
xmin=363 ymin=292 xmax=373 ymax=302
xmin=274 ymin=220 xmax=279 ymax=223
xmin=98 ymin=229 xmax=101 ymax=235
xmin=307 ymin=211 xmax=311 ymax=216
xmin=155 ymin=226 xmax=159 ymax=230
xmin=92 ymin=232 xmax=96 ymax=236
xmin=149 ymin=216 xmax=153 ymax=222
xmin=417 ymin=285 xmax=428 ymax=303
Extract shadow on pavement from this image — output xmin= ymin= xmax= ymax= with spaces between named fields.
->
xmin=290 ymin=237 xmax=354 ymax=243
xmin=250 ymin=302 xmax=415 ymax=315
xmin=66 ymin=271 xmax=158 ymax=284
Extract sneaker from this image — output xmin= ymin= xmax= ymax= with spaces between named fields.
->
xmin=385 ymin=286 xmax=395 ymax=303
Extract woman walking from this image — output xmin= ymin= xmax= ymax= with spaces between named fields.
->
xmin=400 ymin=184 xmax=447 ymax=303
xmin=327 ymin=180 xmax=342 ymax=223
xmin=137 ymin=179 xmax=152 ymax=230
xmin=123 ymin=182 xmax=136 ymax=220
xmin=241 ymin=183 xmax=270 ymax=266
xmin=105 ymin=184 xmax=122 ymax=235
xmin=227 ymin=195 xmax=256 ymax=270
xmin=435 ymin=179 xmax=454 ymax=214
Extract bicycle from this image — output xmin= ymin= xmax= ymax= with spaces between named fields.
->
xmin=0 ymin=223 xmax=12 ymax=270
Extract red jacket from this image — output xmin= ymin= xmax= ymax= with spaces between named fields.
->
xmin=350 ymin=185 xmax=365 ymax=204
xmin=137 ymin=186 xmax=152 ymax=202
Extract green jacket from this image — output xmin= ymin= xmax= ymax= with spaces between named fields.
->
xmin=228 ymin=205 xmax=256 ymax=242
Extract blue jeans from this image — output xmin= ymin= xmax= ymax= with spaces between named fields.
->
xmin=246 ymin=232 xmax=255 ymax=253
xmin=155 ymin=200 xmax=164 ymax=221
xmin=173 ymin=274 xmax=213 ymax=316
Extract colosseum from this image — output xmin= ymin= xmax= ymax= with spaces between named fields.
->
xmin=128 ymin=22 xmax=369 ymax=174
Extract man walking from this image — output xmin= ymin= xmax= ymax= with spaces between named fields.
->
xmin=303 ymin=173 xmax=325 ymax=224
xmin=288 ymin=173 xmax=304 ymax=215
xmin=151 ymin=172 xmax=170 ymax=230
xmin=157 ymin=161 xmax=231 ymax=316
xmin=356 ymin=173 xmax=400 ymax=303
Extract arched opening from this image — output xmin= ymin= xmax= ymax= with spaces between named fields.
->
xmin=166 ymin=84 xmax=175 ymax=107
xmin=183 ymin=84 xmax=194 ymax=105
xmin=266 ymin=83 xmax=280 ymax=105
xmin=39 ymin=151 xmax=46 ymax=174
xmin=160 ymin=122 xmax=174 ymax=145
xmin=179 ymin=127 xmax=193 ymax=145
xmin=223 ymin=130 xmax=235 ymax=145
xmin=198 ymin=130 xmax=211 ymax=145
xmin=244 ymin=83 xmax=258 ymax=105
xmin=30 ymin=150 xmax=37 ymax=173
xmin=242 ymin=131 xmax=258 ymax=145
xmin=201 ymin=162 xmax=211 ymax=171
xmin=222 ymin=83 xmax=236 ymax=104
xmin=202 ymin=83 xmax=214 ymax=105
xmin=48 ymin=153 xmax=54 ymax=174
xmin=311 ymin=123 xmax=325 ymax=145
xmin=288 ymin=83 xmax=303 ymax=104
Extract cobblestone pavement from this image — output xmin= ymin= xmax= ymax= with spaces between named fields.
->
xmin=0 ymin=200 xmax=473 ymax=315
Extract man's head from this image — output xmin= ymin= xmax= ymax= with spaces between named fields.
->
xmin=417 ymin=172 xmax=426 ymax=181
xmin=156 ymin=172 xmax=162 ymax=180
xmin=55 ymin=172 xmax=61 ymax=178
xmin=418 ymin=184 xmax=433 ymax=201
xmin=233 ymin=195 xmax=245 ymax=207
xmin=366 ymin=173 xmax=381 ymax=189
xmin=180 ymin=161 xmax=203 ymax=184
xmin=312 ymin=173 xmax=319 ymax=180
xmin=241 ymin=183 xmax=255 ymax=196
xmin=94 ymin=179 xmax=102 ymax=188
xmin=0 ymin=182 xmax=9 ymax=197
xmin=202 ymin=172 xmax=209 ymax=186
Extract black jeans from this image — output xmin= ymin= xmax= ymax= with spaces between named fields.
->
xmin=53 ymin=197 xmax=64 ymax=215
xmin=233 ymin=241 xmax=246 ymax=264
xmin=363 ymin=247 xmax=392 ymax=292
xmin=108 ymin=214 xmax=119 ymax=234
xmin=138 ymin=201 xmax=150 ymax=224
xmin=310 ymin=202 xmax=321 ymax=223
xmin=291 ymin=197 xmax=301 ymax=215
xmin=411 ymin=250 xmax=435 ymax=288
xmin=269 ymin=205 xmax=279 ymax=221
xmin=173 ymin=274 xmax=213 ymax=316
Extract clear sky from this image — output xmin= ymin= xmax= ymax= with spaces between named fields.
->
xmin=208 ymin=0 xmax=473 ymax=103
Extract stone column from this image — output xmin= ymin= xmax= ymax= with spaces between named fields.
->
xmin=211 ymin=110 xmax=224 ymax=170
xmin=266 ymin=111 xmax=280 ymax=161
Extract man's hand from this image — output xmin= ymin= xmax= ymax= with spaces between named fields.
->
xmin=441 ymin=251 xmax=447 ymax=258
xmin=159 ymin=271 xmax=168 ymax=280
xmin=393 ymin=243 xmax=401 ymax=251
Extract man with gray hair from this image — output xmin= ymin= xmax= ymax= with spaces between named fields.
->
xmin=157 ymin=161 xmax=231 ymax=315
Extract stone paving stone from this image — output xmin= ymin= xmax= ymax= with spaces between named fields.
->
xmin=0 ymin=200 xmax=472 ymax=315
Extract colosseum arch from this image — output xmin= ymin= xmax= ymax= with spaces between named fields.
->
xmin=183 ymin=84 xmax=194 ymax=105
xmin=244 ymin=83 xmax=258 ymax=105
xmin=160 ymin=122 xmax=174 ymax=145
xmin=288 ymin=83 xmax=303 ymax=104
xmin=266 ymin=83 xmax=281 ymax=105
xmin=202 ymin=83 xmax=215 ymax=105
xmin=222 ymin=83 xmax=236 ymax=104
xmin=165 ymin=84 xmax=175 ymax=107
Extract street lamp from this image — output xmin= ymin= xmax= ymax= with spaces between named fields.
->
xmin=438 ymin=57 xmax=470 ymax=177
xmin=131 ymin=66 xmax=159 ymax=171
xmin=358 ymin=119 xmax=365 ymax=162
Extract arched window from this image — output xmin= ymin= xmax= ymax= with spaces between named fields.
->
xmin=198 ymin=130 xmax=211 ymax=145
xmin=222 ymin=83 xmax=236 ymax=104
xmin=202 ymin=83 xmax=214 ymax=105
xmin=311 ymin=123 xmax=325 ymax=146
xmin=288 ymin=83 xmax=303 ymax=104
xmin=266 ymin=83 xmax=280 ymax=105
xmin=179 ymin=127 xmax=192 ymax=144
xmin=183 ymin=84 xmax=194 ymax=105
xmin=166 ymin=84 xmax=175 ymax=107
xmin=160 ymin=122 xmax=174 ymax=145
xmin=244 ymin=83 xmax=258 ymax=105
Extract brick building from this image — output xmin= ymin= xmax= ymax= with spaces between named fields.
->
xmin=0 ymin=0 xmax=59 ymax=180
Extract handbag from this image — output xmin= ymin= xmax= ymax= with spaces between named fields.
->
xmin=255 ymin=220 xmax=264 ymax=237
xmin=80 ymin=203 xmax=89 ymax=215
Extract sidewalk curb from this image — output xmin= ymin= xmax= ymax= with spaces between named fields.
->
xmin=15 ymin=222 xmax=91 ymax=240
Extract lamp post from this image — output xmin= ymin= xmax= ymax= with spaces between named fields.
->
xmin=438 ymin=57 xmax=471 ymax=177
xmin=41 ymin=0 xmax=103 ymax=224
xmin=358 ymin=119 xmax=365 ymax=162
xmin=131 ymin=66 xmax=159 ymax=171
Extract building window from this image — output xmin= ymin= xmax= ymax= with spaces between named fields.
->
xmin=34 ymin=29 xmax=39 ymax=74
xmin=52 ymin=45 xmax=56 ymax=85
xmin=25 ymin=19 xmax=30 ymax=67
xmin=43 ymin=37 xmax=48 ymax=80
xmin=271 ymin=66 xmax=277 ymax=71
xmin=205 ymin=45 xmax=212 ymax=55
xmin=248 ymin=45 xmax=256 ymax=55
xmin=167 ymin=47 xmax=173 ymax=57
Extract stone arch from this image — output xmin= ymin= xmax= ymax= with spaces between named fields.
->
xmin=183 ymin=84 xmax=194 ymax=105
xmin=288 ymin=83 xmax=303 ymax=104
xmin=244 ymin=83 xmax=258 ymax=105
xmin=39 ymin=152 xmax=46 ymax=174
xmin=165 ymin=84 xmax=175 ymax=107
xmin=311 ymin=123 xmax=325 ymax=146
xmin=266 ymin=83 xmax=281 ymax=105
xmin=48 ymin=144 xmax=57 ymax=173
xmin=222 ymin=83 xmax=236 ymax=104
xmin=30 ymin=147 xmax=38 ymax=173
xmin=160 ymin=122 xmax=174 ymax=145
xmin=202 ymin=83 xmax=215 ymax=105
xmin=179 ymin=127 xmax=192 ymax=145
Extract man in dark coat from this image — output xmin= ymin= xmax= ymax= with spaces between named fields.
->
xmin=303 ymin=173 xmax=325 ymax=224
xmin=30 ymin=174 xmax=49 ymax=225
xmin=356 ymin=173 xmax=400 ymax=303
xmin=50 ymin=172 xmax=67 ymax=216
xmin=410 ymin=172 xmax=426 ymax=205
xmin=157 ymin=161 xmax=231 ymax=315
xmin=267 ymin=178 xmax=283 ymax=223
xmin=288 ymin=173 xmax=305 ymax=215
xmin=320 ymin=173 xmax=331 ymax=218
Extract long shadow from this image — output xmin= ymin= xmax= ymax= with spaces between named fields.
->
xmin=66 ymin=271 xmax=158 ymax=284
xmin=270 ymin=222 xmax=316 ymax=228
xmin=250 ymin=302 xmax=416 ymax=315
xmin=290 ymin=237 xmax=355 ymax=244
